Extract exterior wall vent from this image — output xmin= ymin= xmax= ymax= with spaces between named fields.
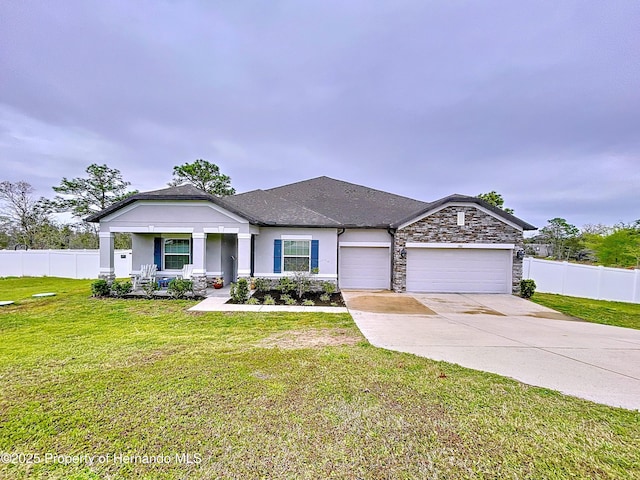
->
xmin=457 ymin=212 xmax=465 ymax=226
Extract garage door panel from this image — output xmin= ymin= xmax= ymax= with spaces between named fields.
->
xmin=339 ymin=247 xmax=390 ymax=289
xmin=407 ymin=248 xmax=511 ymax=293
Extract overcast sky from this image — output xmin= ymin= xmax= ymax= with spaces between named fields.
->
xmin=1 ymin=0 xmax=638 ymax=231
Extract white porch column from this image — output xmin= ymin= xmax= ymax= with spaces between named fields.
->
xmin=237 ymin=233 xmax=252 ymax=278
xmin=191 ymin=233 xmax=207 ymax=275
xmin=191 ymin=233 xmax=208 ymax=297
xmin=98 ymin=231 xmax=115 ymax=282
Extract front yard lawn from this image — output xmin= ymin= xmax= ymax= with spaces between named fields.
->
xmin=531 ymin=293 xmax=640 ymax=330
xmin=1 ymin=277 xmax=639 ymax=479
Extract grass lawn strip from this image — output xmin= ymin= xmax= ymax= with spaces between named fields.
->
xmin=531 ymin=292 xmax=640 ymax=330
xmin=0 ymin=277 xmax=638 ymax=479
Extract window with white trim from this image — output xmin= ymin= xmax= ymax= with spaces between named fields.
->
xmin=163 ymin=238 xmax=191 ymax=270
xmin=283 ymin=240 xmax=310 ymax=272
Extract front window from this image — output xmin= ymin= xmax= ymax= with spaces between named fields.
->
xmin=164 ymin=239 xmax=190 ymax=270
xmin=283 ymin=240 xmax=310 ymax=272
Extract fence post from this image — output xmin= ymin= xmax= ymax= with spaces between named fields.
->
xmin=596 ymin=266 xmax=604 ymax=300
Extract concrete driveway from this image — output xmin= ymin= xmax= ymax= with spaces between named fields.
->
xmin=343 ymin=291 xmax=640 ymax=410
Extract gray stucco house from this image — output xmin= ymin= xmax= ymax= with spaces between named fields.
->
xmin=88 ymin=176 xmax=536 ymax=295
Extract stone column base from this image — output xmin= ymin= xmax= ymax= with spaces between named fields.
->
xmin=98 ymin=273 xmax=116 ymax=284
xmin=192 ymin=275 xmax=208 ymax=297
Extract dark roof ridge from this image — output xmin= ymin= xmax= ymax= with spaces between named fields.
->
xmin=392 ymin=194 xmax=536 ymax=230
xmin=85 ymin=184 xmax=257 ymax=223
xmin=266 ymin=175 xmax=428 ymax=204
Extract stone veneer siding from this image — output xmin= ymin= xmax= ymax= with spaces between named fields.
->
xmin=393 ymin=206 xmax=524 ymax=293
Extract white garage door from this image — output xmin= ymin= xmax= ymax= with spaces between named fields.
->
xmin=406 ymin=248 xmax=512 ymax=293
xmin=339 ymin=247 xmax=390 ymax=289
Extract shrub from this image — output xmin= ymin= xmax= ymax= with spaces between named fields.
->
xmin=141 ymin=281 xmax=158 ymax=299
xmin=285 ymin=297 xmax=297 ymax=305
xmin=91 ymin=279 xmax=111 ymax=297
xmin=247 ymin=297 xmax=260 ymax=305
xmin=277 ymin=276 xmax=295 ymax=295
xmin=520 ymin=279 xmax=537 ymax=299
xmin=263 ymin=295 xmax=276 ymax=305
xmin=167 ymin=279 xmax=193 ymax=299
xmin=302 ymin=299 xmax=315 ymax=306
xmin=292 ymin=271 xmax=311 ymax=299
xmin=320 ymin=293 xmax=331 ymax=302
xmin=111 ymin=280 xmax=132 ymax=297
xmin=231 ymin=278 xmax=250 ymax=304
xmin=279 ymin=293 xmax=292 ymax=303
xmin=322 ymin=281 xmax=336 ymax=295
xmin=253 ymin=277 xmax=271 ymax=292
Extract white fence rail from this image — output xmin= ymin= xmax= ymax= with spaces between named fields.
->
xmin=3 ymin=251 xmax=639 ymax=303
xmin=523 ymin=257 xmax=640 ymax=304
xmin=0 ymin=250 xmax=132 ymax=279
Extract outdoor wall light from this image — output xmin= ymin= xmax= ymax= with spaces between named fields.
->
xmin=516 ymin=249 xmax=525 ymax=260
xmin=400 ymin=248 xmax=407 ymax=259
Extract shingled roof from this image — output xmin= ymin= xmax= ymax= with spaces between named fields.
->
xmin=85 ymin=184 xmax=256 ymax=223
xmin=87 ymin=177 xmax=536 ymax=230
xmin=263 ymin=176 xmax=430 ymax=227
xmin=221 ymin=189 xmax=342 ymax=227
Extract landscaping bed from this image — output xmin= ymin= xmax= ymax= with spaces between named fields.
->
xmin=244 ymin=289 xmax=345 ymax=306
xmin=225 ymin=276 xmax=344 ymax=306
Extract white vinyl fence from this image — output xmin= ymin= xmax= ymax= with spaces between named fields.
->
xmin=523 ymin=257 xmax=640 ymax=304
xmin=0 ymin=249 xmax=132 ymax=279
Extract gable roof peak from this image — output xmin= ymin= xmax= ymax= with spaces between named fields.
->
xmin=392 ymin=193 xmax=536 ymax=230
xmin=144 ymin=184 xmax=210 ymax=196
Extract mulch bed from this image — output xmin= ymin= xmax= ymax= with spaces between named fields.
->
xmin=228 ymin=290 xmax=345 ymax=306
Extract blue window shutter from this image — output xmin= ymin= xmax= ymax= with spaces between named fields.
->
xmin=153 ymin=238 xmax=162 ymax=270
xmin=273 ymin=239 xmax=282 ymax=273
xmin=311 ymin=240 xmax=319 ymax=270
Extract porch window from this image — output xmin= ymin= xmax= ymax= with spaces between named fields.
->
xmin=163 ymin=239 xmax=191 ymax=270
xmin=283 ymin=240 xmax=310 ymax=272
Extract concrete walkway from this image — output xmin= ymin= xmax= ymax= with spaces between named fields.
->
xmin=343 ymin=291 xmax=640 ymax=410
xmin=189 ymin=296 xmax=348 ymax=313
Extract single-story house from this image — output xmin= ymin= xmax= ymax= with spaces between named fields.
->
xmin=87 ymin=176 xmax=536 ymax=295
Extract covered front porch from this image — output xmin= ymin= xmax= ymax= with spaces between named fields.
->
xmin=99 ymin=229 xmax=255 ymax=296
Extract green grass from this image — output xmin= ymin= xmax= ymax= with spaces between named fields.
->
xmin=531 ymin=292 xmax=640 ymax=330
xmin=1 ymin=277 xmax=639 ymax=479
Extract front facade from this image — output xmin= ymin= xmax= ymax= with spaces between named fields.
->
xmin=88 ymin=177 xmax=535 ymax=295
xmin=393 ymin=203 xmax=525 ymax=293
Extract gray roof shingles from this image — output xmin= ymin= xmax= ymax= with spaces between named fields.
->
xmin=84 ymin=184 xmax=259 ymax=223
xmin=264 ymin=176 xmax=430 ymax=227
xmin=220 ymin=189 xmax=342 ymax=227
xmin=87 ymin=177 xmax=536 ymax=230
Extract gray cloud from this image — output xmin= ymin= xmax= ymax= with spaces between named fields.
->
xmin=1 ymin=0 xmax=638 ymax=230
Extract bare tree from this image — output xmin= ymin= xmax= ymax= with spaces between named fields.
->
xmin=0 ymin=181 xmax=51 ymax=248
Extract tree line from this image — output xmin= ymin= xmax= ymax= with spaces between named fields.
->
xmin=529 ymin=218 xmax=640 ymax=268
xmin=477 ymin=191 xmax=639 ymax=269
xmin=0 ymin=160 xmax=234 ymax=250
xmin=2 ymin=172 xmax=638 ymax=269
